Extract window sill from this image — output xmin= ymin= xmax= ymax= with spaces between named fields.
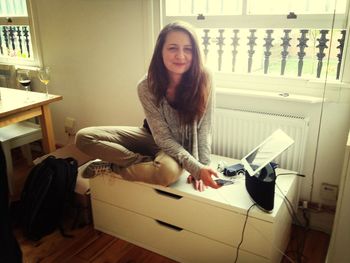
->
xmin=0 ymin=60 xmax=39 ymax=68
xmin=216 ymin=87 xmax=324 ymax=104
xmin=214 ymin=71 xmax=350 ymax=103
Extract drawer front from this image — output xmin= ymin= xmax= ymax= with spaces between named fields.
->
xmin=90 ymin=175 xmax=277 ymax=258
xmin=92 ymin=199 xmax=268 ymax=263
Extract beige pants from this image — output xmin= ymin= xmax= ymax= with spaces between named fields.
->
xmin=75 ymin=126 xmax=183 ymax=186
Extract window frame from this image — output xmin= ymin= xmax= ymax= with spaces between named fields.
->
xmin=0 ymin=0 xmax=41 ymax=67
xmin=163 ymin=14 xmax=347 ymax=29
xmin=160 ymin=0 xmax=350 ymax=99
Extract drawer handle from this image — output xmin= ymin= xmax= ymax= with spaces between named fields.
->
xmin=154 ymin=189 xmax=183 ymax=200
xmin=155 ymin=220 xmax=183 ymax=232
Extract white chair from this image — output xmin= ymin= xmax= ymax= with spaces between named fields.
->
xmin=0 ymin=121 xmax=42 ymax=195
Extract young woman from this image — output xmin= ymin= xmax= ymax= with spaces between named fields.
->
xmin=75 ymin=21 xmax=218 ymax=191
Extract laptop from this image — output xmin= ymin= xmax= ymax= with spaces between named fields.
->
xmin=240 ymin=129 xmax=294 ymax=177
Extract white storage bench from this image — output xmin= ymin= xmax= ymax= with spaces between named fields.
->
xmin=90 ymin=155 xmax=299 ymax=263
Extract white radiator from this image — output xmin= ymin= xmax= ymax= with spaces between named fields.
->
xmin=212 ymin=108 xmax=309 ymax=172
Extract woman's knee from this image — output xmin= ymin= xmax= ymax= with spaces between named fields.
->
xmin=75 ymin=127 xmax=96 ymax=151
xmin=155 ymin=153 xmax=183 ymax=186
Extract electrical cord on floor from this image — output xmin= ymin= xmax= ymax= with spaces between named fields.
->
xmin=234 ymin=203 xmax=256 ymax=263
xmin=275 ymin=182 xmax=308 ymax=263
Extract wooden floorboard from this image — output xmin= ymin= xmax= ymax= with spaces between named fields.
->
xmin=281 ymin=225 xmax=330 ymax=263
xmin=40 ymin=226 xmax=100 ymax=263
xmin=89 ymin=239 xmax=135 ymax=263
xmin=10 ymin=146 xmax=330 ymax=263
xmin=75 ymin=232 xmax=115 ymax=261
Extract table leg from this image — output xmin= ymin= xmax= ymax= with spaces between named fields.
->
xmin=40 ymin=105 xmax=56 ymax=153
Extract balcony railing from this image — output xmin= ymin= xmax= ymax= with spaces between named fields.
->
xmin=199 ymin=28 xmax=346 ymax=80
xmin=0 ymin=25 xmax=32 ymax=60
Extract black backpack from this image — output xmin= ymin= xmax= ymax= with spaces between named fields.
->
xmin=20 ymin=155 xmax=78 ymax=241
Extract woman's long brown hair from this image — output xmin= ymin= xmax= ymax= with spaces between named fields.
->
xmin=147 ymin=21 xmax=210 ymax=125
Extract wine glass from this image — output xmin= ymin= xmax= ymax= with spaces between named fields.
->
xmin=16 ymin=69 xmax=31 ymax=101
xmin=38 ymin=67 xmax=50 ymax=97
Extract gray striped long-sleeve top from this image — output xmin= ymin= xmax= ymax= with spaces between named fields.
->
xmin=137 ymin=76 xmax=214 ymax=179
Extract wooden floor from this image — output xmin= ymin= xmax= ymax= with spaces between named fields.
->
xmin=14 ymin=223 xmax=330 ymax=263
xmin=281 ymin=225 xmax=330 ymax=263
xmin=14 ymin=225 xmax=178 ymax=263
xmin=10 ymin=147 xmax=330 ymax=263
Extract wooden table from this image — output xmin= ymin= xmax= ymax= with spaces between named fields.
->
xmin=0 ymin=87 xmax=62 ymax=153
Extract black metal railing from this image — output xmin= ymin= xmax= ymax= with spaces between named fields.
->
xmin=200 ymin=28 xmax=346 ymax=79
xmin=0 ymin=25 xmax=32 ymax=59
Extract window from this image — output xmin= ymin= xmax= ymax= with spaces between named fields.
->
xmin=0 ymin=0 xmax=38 ymax=66
xmin=162 ymin=0 xmax=349 ymax=87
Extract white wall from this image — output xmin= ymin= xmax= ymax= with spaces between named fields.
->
xmin=32 ymin=0 xmax=147 ymax=144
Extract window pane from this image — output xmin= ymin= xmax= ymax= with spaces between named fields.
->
xmin=163 ymin=0 xmax=348 ymax=80
xmin=0 ymin=25 xmax=33 ymax=60
xmin=198 ymin=28 xmax=343 ymax=80
xmin=0 ymin=0 xmax=28 ymax=17
xmin=247 ymin=0 xmax=347 ymax=15
xmin=0 ymin=0 xmax=33 ymax=63
xmin=165 ymin=0 xmax=241 ymax=16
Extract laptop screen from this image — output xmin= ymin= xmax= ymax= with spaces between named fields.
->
xmin=241 ymin=129 xmax=294 ymax=176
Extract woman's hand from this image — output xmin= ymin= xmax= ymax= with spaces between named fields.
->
xmin=187 ymin=167 xmax=220 ymax=191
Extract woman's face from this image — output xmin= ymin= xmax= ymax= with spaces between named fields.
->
xmin=162 ymin=30 xmax=193 ymax=81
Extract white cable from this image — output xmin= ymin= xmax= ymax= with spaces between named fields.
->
xmin=309 ymin=1 xmax=338 ymax=202
xmin=214 ymin=186 xmax=296 ymax=263
xmin=246 ymin=221 xmax=296 ymax=263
